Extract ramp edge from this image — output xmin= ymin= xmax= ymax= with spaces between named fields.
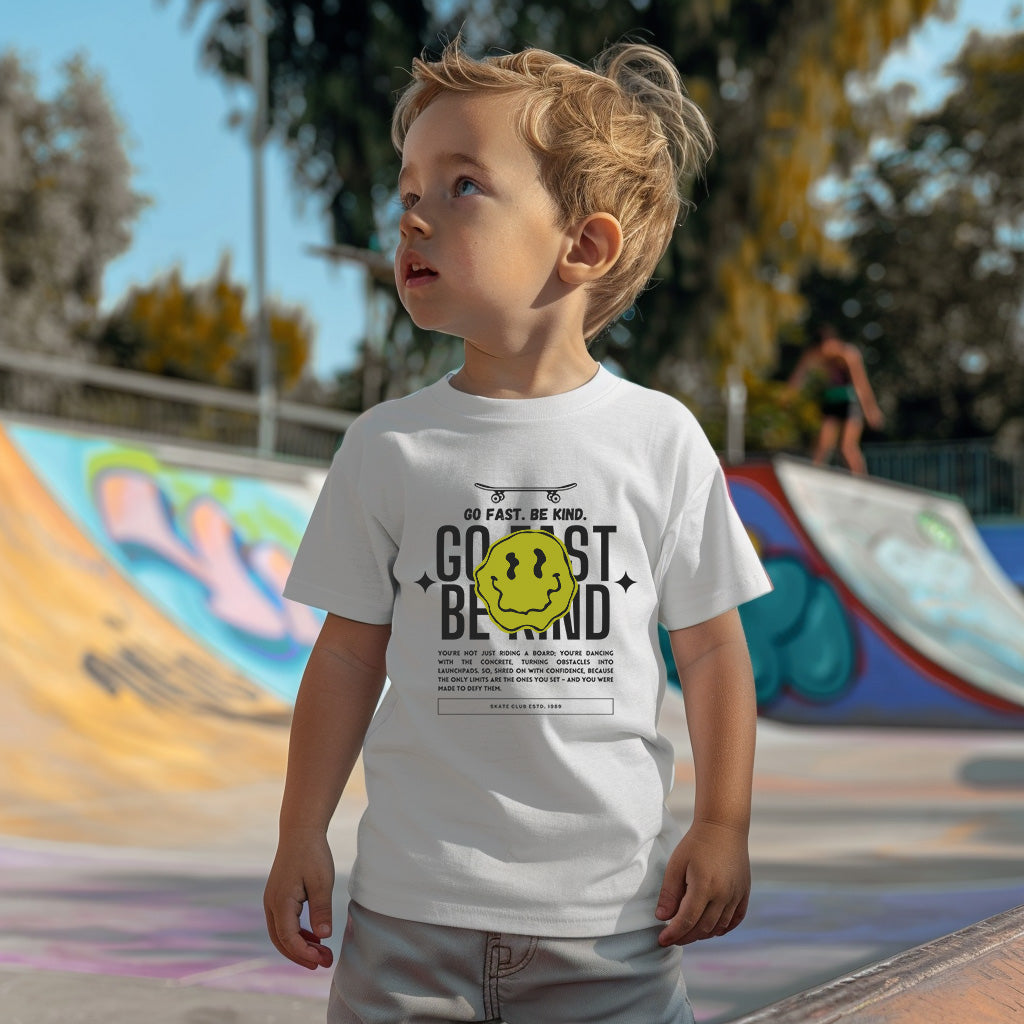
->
xmin=726 ymin=904 xmax=1024 ymax=1023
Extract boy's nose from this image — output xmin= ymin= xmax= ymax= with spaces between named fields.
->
xmin=399 ymin=205 xmax=432 ymax=239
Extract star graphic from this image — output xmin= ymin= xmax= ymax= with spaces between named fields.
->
xmin=616 ymin=572 xmax=636 ymax=592
xmin=416 ymin=572 xmax=435 ymax=591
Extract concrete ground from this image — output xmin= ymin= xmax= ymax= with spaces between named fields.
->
xmin=2 ymin=711 xmax=1024 ymax=1023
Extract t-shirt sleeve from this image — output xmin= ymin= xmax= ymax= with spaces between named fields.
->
xmin=283 ymin=424 xmax=397 ymax=624
xmin=656 ymin=463 xmax=772 ymax=631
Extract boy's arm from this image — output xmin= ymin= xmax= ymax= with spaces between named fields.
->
xmin=264 ymin=612 xmax=390 ymax=970
xmin=656 ymin=608 xmax=757 ymax=946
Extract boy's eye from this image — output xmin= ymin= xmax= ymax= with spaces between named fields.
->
xmin=454 ymin=178 xmax=481 ymax=197
xmin=399 ymin=192 xmax=419 ymax=211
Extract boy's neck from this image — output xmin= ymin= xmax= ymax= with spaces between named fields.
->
xmin=449 ymin=343 xmax=601 ymax=400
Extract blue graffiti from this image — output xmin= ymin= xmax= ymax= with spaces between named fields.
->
xmin=740 ymin=555 xmax=856 ymax=705
xmin=660 ymin=555 xmax=855 ymax=706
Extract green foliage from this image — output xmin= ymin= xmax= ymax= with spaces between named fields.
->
xmin=703 ymin=372 xmax=820 ymax=453
xmin=488 ymin=0 xmax=952 ymax=392
xmin=802 ymin=28 xmax=1024 ymax=440
xmin=744 ymin=375 xmax=822 ymax=452
xmin=178 ymin=0 xmax=948 ymax=400
xmin=96 ymin=256 xmax=312 ymax=392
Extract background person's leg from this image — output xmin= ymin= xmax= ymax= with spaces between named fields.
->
xmin=812 ymin=417 xmax=842 ymax=466
xmin=839 ymin=415 xmax=867 ymax=475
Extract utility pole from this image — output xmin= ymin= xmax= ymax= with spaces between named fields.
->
xmin=248 ymin=0 xmax=275 ymax=456
xmin=724 ymin=364 xmax=747 ymax=465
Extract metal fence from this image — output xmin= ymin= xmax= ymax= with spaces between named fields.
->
xmin=0 ymin=346 xmax=355 ymax=464
xmin=1 ymin=347 xmax=1021 ymax=516
xmin=864 ymin=438 xmax=1023 ymax=518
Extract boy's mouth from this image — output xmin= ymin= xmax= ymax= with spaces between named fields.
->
xmin=401 ymin=254 xmax=439 ymax=288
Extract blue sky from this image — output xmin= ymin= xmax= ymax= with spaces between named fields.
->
xmin=3 ymin=0 xmax=1021 ymax=380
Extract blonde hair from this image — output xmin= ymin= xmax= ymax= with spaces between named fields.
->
xmin=392 ymin=40 xmax=714 ymax=340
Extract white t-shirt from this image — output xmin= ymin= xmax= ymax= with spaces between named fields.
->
xmin=284 ymin=367 xmax=771 ymax=936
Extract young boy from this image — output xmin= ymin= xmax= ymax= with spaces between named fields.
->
xmin=264 ymin=39 xmax=771 ymax=1024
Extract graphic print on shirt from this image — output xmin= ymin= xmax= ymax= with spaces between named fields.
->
xmin=474 ymin=482 xmax=577 ymax=504
xmin=474 ymin=529 xmax=579 ymax=633
xmin=420 ymin=481 xmax=637 ymax=717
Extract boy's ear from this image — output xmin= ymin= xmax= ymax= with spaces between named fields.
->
xmin=559 ymin=213 xmax=623 ymax=285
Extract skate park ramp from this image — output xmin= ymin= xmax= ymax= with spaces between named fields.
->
xmin=729 ymin=903 xmax=1024 ymax=1023
xmin=978 ymin=520 xmax=1024 ymax=589
xmin=725 ymin=457 xmax=1024 ymax=728
xmin=2 ymin=418 xmax=1023 ymax=1024
xmin=0 ymin=418 xmax=327 ymax=844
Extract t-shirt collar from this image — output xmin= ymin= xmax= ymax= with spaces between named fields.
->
xmin=427 ymin=364 xmax=620 ymax=421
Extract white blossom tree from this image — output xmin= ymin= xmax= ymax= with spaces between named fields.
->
xmin=0 ymin=52 xmax=146 ymax=359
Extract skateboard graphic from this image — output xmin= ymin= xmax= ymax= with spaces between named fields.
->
xmin=475 ymin=483 xmax=577 ymax=504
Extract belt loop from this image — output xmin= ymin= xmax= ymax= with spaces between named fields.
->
xmin=483 ymin=932 xmax=503 ymax=1020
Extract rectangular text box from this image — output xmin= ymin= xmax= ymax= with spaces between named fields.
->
xmin=437 ymin=697 xmax=614 ymax=716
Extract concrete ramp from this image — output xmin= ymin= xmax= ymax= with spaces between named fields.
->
xmin=725 ymin=458 xmax=1024 ymax=728
xmin=979 ymin=521 xmax=1024 ymax=589
xmin=728 ymin=904 xmax=1024 ymax=1023
xmin=0 ymin=421 xmax=327 ymax=844
xmin=2 ymin=422 xmax=1022 ymax=1023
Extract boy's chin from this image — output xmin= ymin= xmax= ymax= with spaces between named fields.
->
xmin=405 ymin=311 xmax=460 ymax=338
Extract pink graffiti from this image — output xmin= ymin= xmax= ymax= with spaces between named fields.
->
xmin=95 ymin=469 xmax=320 ymax=648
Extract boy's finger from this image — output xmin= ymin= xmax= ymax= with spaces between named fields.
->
xmin=280 ymin=925 xmax=327 ymax=969
xmin=655 ymin=889 xmax=680 ymax=920
xmin=657 ymin=893 xmax=700 ymax=945
xmin=660 ymin=895 xmax=722 ymax=946
xmin=308 ymin=893 xmax=334 ymax=940
xmin=724 ymin=892 xmax=750 ymax=932
xmin=654 ymin=871 xmax=686 ymax=921
xmin=267 ymin=896 xmax=323 ymax=969
xmin=264 ymin=905 xmax=308 ymax=967
xmin=263 ymin=906 xmax=287 ymax=960
xmin=712 ymin=901 xmax=740 ymax=936
xmin=297 ymin=927 xmax=335 ymax=968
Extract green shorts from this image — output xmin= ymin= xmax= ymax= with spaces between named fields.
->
xmin=820 ymin=385 xmax=860 ymax=422
xmin=328 ymin=900 xmax=695 ymax=1024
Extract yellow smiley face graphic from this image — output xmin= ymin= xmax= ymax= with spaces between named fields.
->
xmin=474 ymin=530 xmax=579 ymax=633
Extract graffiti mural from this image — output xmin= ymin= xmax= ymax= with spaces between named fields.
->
xmin=739 ymin=555 xmax=855 ymax=706
xmin=779 ymin=460 xmax=1024 ymax=708
xmin=94 ymin=467 xmax=320 ymax=653
xmin=723 ymin=459 xmax=1024 ymax=728
xmin=7 ymin=424 xmax=324 ymax=702
xmin=0 ymin=425 xmax=292 ymax=840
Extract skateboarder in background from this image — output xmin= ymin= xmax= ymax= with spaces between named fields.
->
xmin=789 ymin=323 xmax=885 ymax=475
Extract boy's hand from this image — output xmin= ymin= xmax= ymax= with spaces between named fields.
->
xmin=264 ymin=829 xmax=336 ymax=970
xmin=655 ymin=820 xmax=750 ymax=946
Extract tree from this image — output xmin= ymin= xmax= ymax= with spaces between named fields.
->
xmin=801 ymin=28 xmax=1024 ymax=440
xmin=96 ymin=256 xmax=312 ymax=393
xmin=488 ymin=0 xmax=956 ymax=394
xmin=0 ymin=51 xmax=145 ymax=356
xmin=178 ymin=0 xmax=950 ymax=402
xmin=175 ymin=0 xmax=436 ymax=249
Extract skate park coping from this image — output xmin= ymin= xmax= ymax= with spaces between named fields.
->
xmin=728 ymin=904 xmax=1024 ymax=1023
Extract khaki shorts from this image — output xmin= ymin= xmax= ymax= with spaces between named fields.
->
xmin=328 ymin=900 xmax=694 ymax=1024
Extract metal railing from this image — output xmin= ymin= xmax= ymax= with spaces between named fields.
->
xmin=864 ymin=438 xmax=1023 ymax=518
xmin=0 ymin=346 xmax=356 ymax=463
xmin=1 ymin=347 xmax=1021 ymax=516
